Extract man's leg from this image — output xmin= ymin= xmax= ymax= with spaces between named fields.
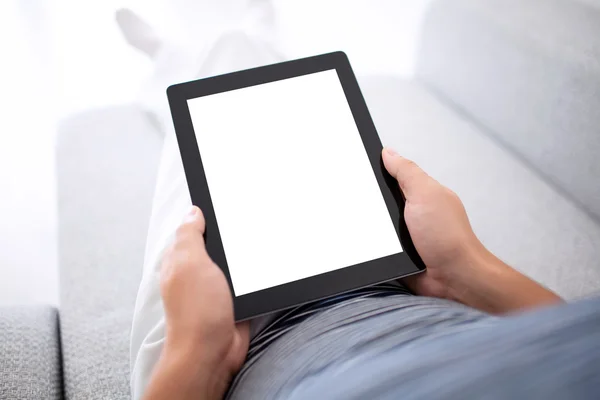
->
xmin=287 ymin=296 xmax=600 ymax=399
xmin=129 ymin=32 xmax=283 ymax=399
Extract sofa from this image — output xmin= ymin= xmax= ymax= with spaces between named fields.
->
xmin=2 ymin=0 xmax=599 ymax=398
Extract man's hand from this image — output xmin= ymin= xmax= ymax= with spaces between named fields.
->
xmin=382 ymin=148 xmax=562 ymax=313
xmin=143 ymin=206 xmax=249 ymax=400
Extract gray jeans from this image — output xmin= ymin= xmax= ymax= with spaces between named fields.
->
xmin=228 ymin=294 xmax=600 ymax=399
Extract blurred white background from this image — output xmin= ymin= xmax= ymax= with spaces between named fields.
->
xmin=0 ymin=0 xmax=431 ymax=306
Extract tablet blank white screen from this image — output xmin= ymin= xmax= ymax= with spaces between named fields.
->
xmin=187 ymin=69 xmax=402 ymax=296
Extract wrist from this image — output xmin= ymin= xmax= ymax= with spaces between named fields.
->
xmin=445 ymin=242 xmax=494 ymax=305
xmin=446 ymin=243 xmax=562 ymax=314
xmin=143 ymin=338 xmax=230 ymax=400
xmin=165 ymin=338 xmax=231 ymax=398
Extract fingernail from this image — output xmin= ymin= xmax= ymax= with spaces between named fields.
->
xmin=189 ymin=206 xmax=199 ymax=216
xmin=384 ymin=148 xmax=398 ymax=157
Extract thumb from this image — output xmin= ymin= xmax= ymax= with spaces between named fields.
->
xmin=382 ymin=148 xmax=428 ymax=196
xmin=182 ymin=206 xmax=206 ymax=235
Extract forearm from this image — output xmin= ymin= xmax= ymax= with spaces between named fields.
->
xmin=448 ymin=245 xmax=563 ymax=314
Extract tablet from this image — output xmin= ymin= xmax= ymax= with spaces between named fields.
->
xmin=167 ymin=51 xmax=425 ymax=321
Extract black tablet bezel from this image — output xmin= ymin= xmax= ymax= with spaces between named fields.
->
xmin=167 ymin=51 xmax=426 ymax=321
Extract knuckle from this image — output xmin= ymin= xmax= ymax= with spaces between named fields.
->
xmin=397 ymin=157 xmax=420 ymax=175
xmin=159 ymin=246 xmax=177 ymax=281
xmin=160 ymin=253 xmax=189 ymax=289
xmin=160 ymin=241 xmax=188 ymax=276
xmin=446 ymin=187 xmax=460 ymax=201
xmin=175 ymin=214 xmax=206 ymax=238
xmin=444 ymin=188 xmax=465 ymax=208
xmin=397 ymin=158 xmax=425 ymax=182
xmin=175 ymin=221 xmax=194 ymax=238
xmin=160 ymin=243 xmax=176 ymax=269
xmin=402 ymin=158 xmax=419 ymax=170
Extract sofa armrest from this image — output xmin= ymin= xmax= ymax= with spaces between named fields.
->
xmin=0 ymin=306 xmax=63 ymax=400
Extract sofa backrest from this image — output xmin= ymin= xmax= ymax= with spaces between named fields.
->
xmin=57 ymin=105 xmax=162 ymax=400
xmin=416 ymin=0 xmax=600 ymax=220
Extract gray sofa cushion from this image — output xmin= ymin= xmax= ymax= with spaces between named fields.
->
xmin=0 ymin=306 xmax=62 ymax=400
xmin=360 ymin=76 xmax=600 ymax=299
xmin=57 ymin=106 xmax=162 ymax=399
xmin=417 ymin=0 xmax=600 ymax=220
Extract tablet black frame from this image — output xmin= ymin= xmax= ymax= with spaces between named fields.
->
xmin=167 ymin=51 xmax=425 ymax=321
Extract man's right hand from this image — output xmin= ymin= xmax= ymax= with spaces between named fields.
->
xmin=382 ymin=148 xmax=562 ymax=313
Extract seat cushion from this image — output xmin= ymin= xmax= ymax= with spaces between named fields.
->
xmin=359 ymin=76 xmax=600 ymax=300
xmin=0 ymin=306 xmax=62 ymax=400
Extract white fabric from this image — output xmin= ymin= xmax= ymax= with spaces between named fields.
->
xmin=129 ymin=32 xmax=284 ymax=399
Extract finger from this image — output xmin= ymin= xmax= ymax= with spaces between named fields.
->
xmin=381 ymin=148 xmax=428 ymax=196
xmin=172 ymin=206 xmax=210 ymax=260
xmin=175 ymin=206 xmax=207 ymax=242
xmin=181 ymin=206 xmax=206 ymax=234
